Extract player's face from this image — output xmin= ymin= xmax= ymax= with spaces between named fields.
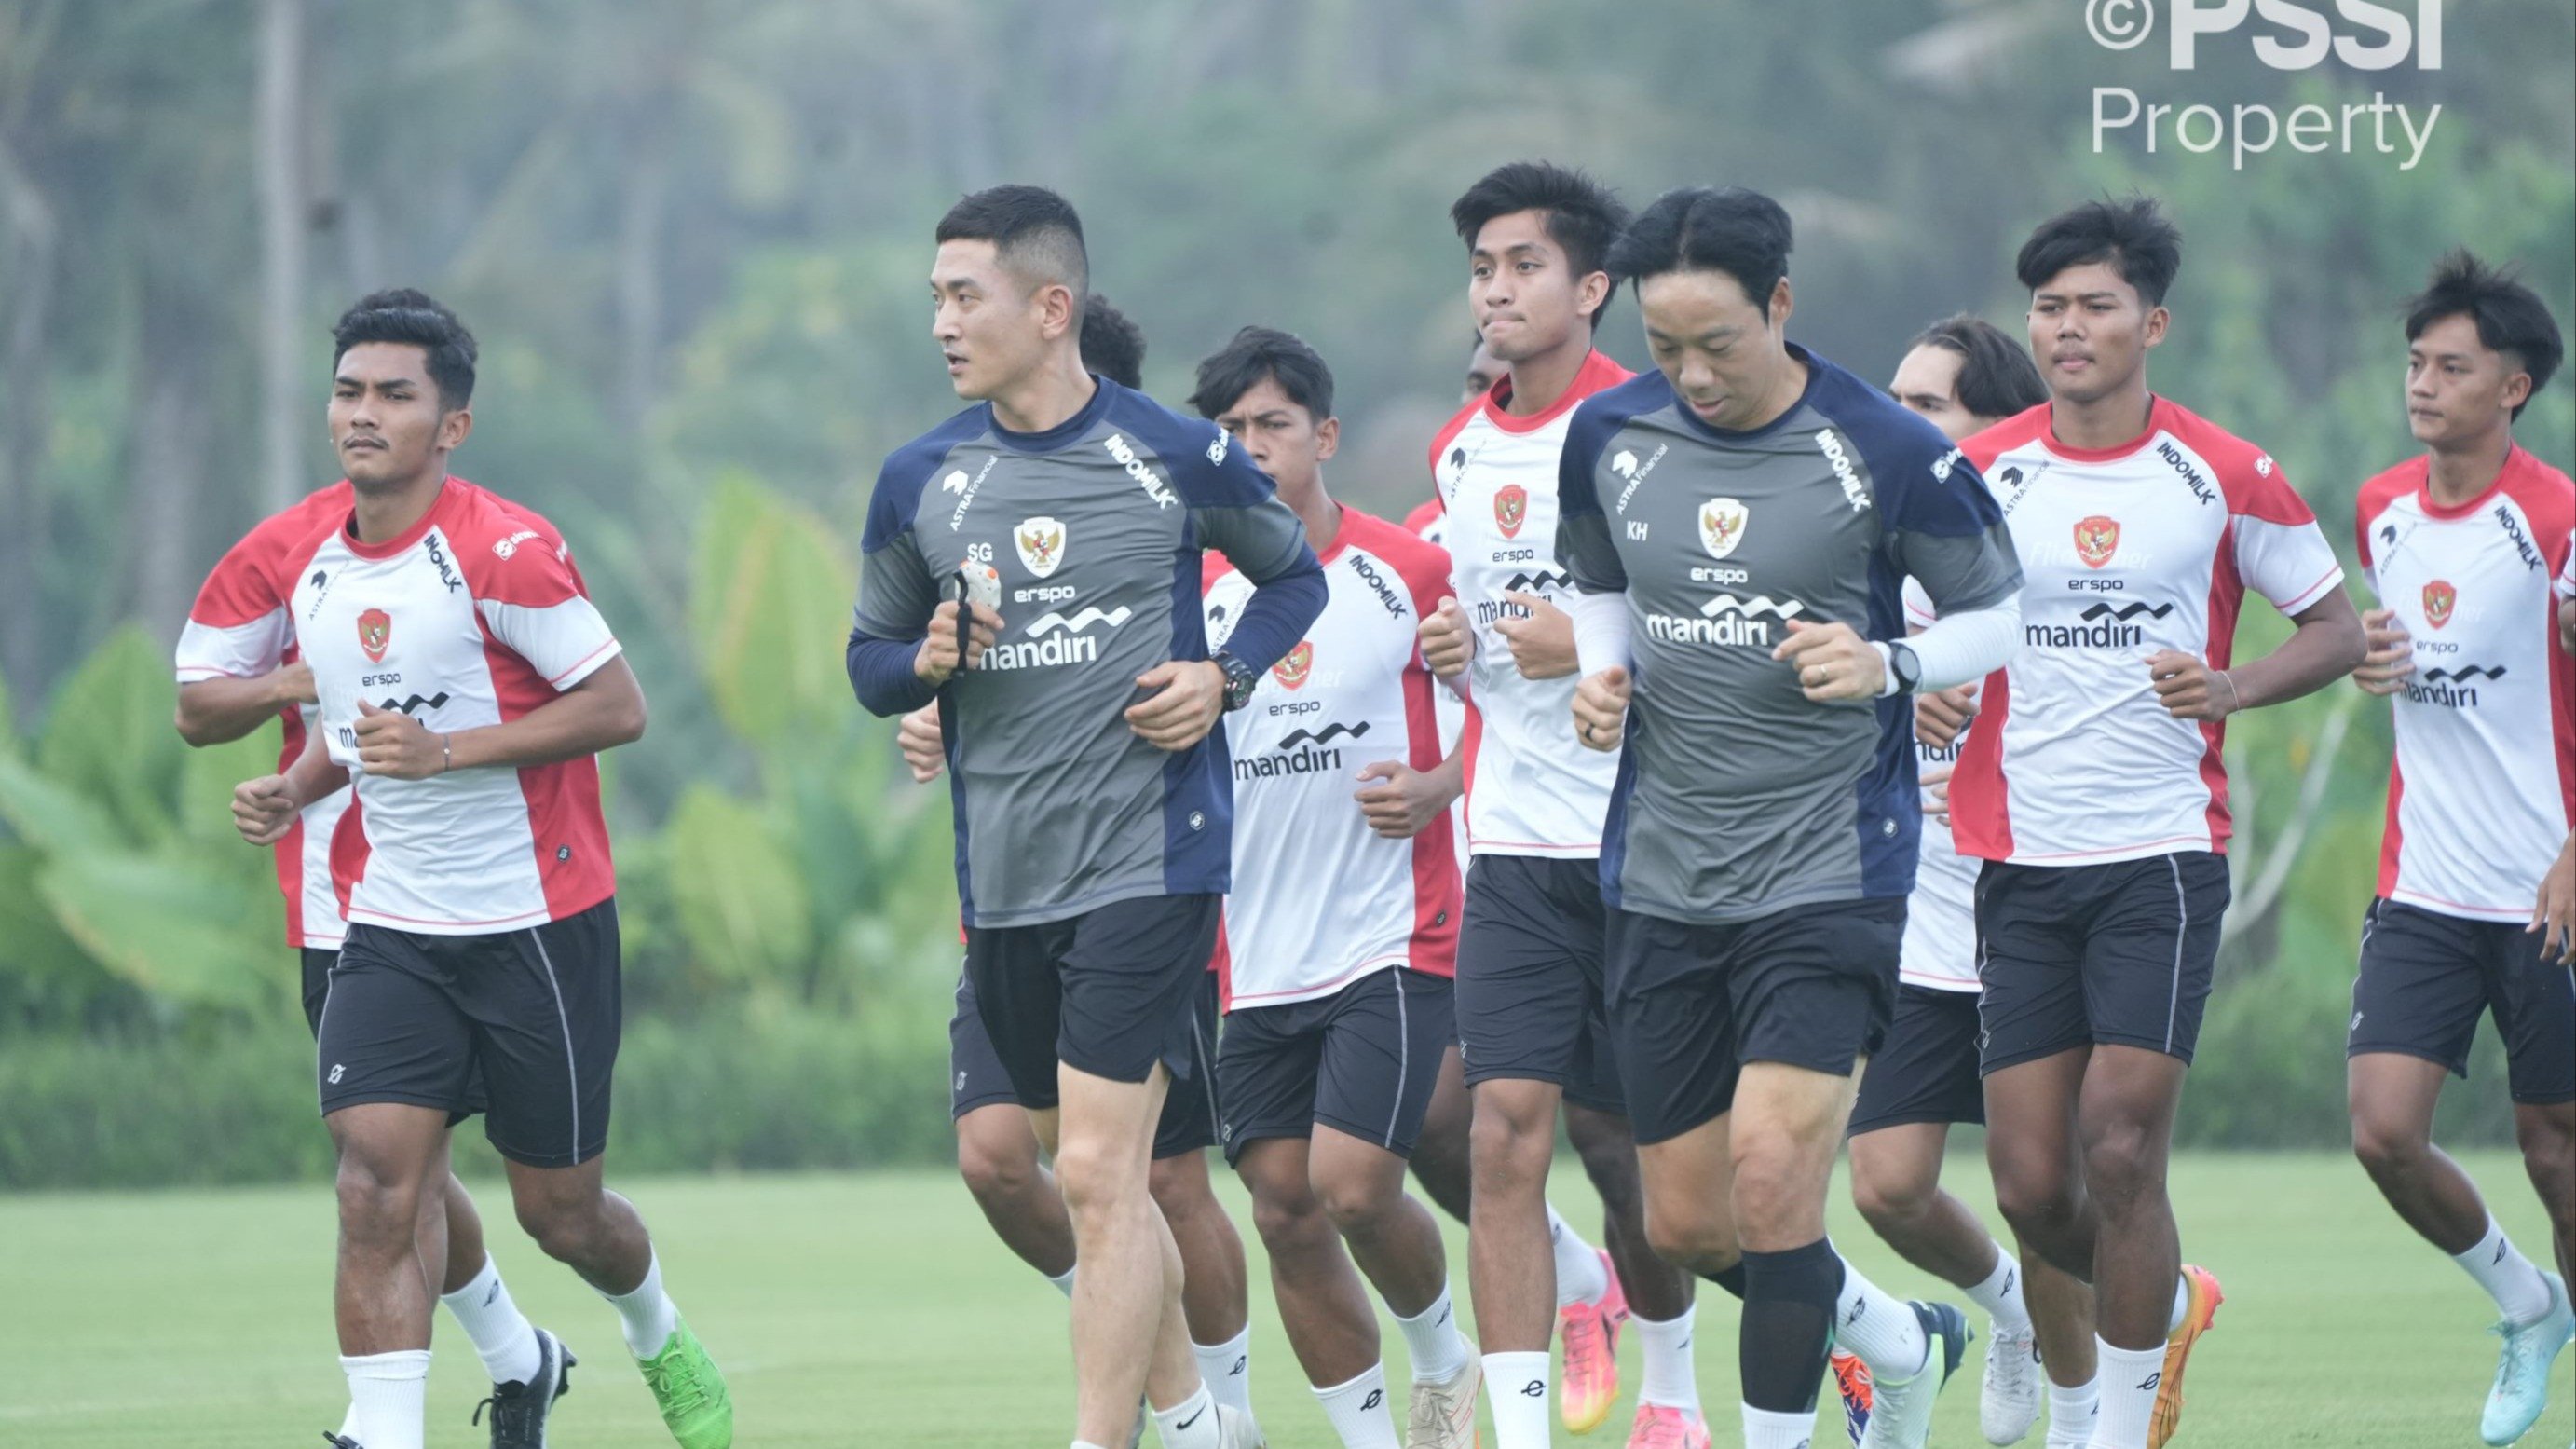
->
xmin=1213 ymin=376 xmax=1336 ymax=497
xmin=931 ymin=239 xmax=1054 ymax=403
xmin=1639 ymin=267 xmax=1793 ymax=431
xmin=329 ymin=342 xmax=466 ymax=490
xmin=1468 ymin=210 xmax=1601 ymax=363
xmin=1889 ymin=345 xmax=1997 ymax=443
xmin=2027 ymin=261 xmax=2165 ymax=407
xmin=2406 ymin=312 xmax=2528 ymax=447
xmin=1463 ymin=338 xmax=1504 ymax=403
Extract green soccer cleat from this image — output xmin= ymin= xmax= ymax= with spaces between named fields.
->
xmin=637 ymin=1319 xmax=733 ymax=1449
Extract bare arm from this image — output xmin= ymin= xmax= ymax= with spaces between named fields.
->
xmin=176 ymin=662 xmax=315 ymax=746
xmin=351 ymin=657 xmax=648 ymax=781
xmin=2150 ymin=588 xmax=2366 ymax=721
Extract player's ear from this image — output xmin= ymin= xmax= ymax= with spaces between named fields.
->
xmin=1314 ymin=415 xmax=1340 ymax=463
xmin=2142 ymin=305 xmax=2171 ymax=350
xmin=1576 ymin=269 xmax=1611 ymax=325
xmin=437 ymin=404 xmax=473 ymax=452
xmin=2499 ymin=367 xmax=2532 ymax=416
xmin=1767 ymin=277 xmax=1794 ymax=332
xmin=1041 ymin=282 xmax=1078 ymax=343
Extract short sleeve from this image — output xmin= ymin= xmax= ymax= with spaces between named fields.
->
xmin=175 ymin=534 xmax=294 ymax=682
xmin=1171 ymin=421 xmax=1311 ymax=584
xmin=1553 ymin=397 xmax=1629 ymax=595
xmin=474 ymin=541 xmax=622 ymax=689
xmin=2228 ymin=464 xmax=2344 ymax=615
xmin=2556 ymin=533 xmax=2575 ymax=603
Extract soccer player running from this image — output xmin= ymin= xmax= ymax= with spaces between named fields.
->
xmin=1837 ymin=316 xmax=2099 ymax=1449
xmin=910 ymin=294 xmax=1260 ymax=1438
xmin=1560 ymin=185 xmax=2022 ymax=1449
xmin=1414 ymin=160 xmax=1707 ymax=1449
xmin=846 ymin=185 xmax=1324 ymax=1449
xmin=178 ymin=448 xmax=565 ymax=1449
xmin=1946 ymin=198 xmax=2365 ymax=1449
xmin=226 ymin=291 xmax=730 ymax=1449
xmin=2344 ymin=249 xmax=2575 ymax=1447
xmin=1187 ymin=325 xmax=1482 ymax=1449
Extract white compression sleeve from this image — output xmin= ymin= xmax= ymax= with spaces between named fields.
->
xmin=1568 ymin=590 xmax=1633 ymax=676
xmin=1880 ymin=593 xmax=2020 ymax=694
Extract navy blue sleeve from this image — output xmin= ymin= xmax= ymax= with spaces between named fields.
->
xmin=1553 ymin=375 xmax=1667 ymax=595
xmin=847 ymin=413 xmax=979 ymax=717
xmin=1115 ymin=392 xmax=1325 ymax=673
xmin=1821 ymin=371 xmax=2024 ymax=616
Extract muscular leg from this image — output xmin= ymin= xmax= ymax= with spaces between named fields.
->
xmin=1850 ymin=1121 xmax=2001 ymax=1287
xmin=1467 ymin=1077 xmax=1564 ymax=1353
xmin=1633 ymin=1111 xmax=1738 ymax=1276
xmin=2073 ymin=1046 xmax=2187 ymax=1349
xmin=1054 ymin=1062 xmax=1200 ymax=1442
xmin=503 ymin=1155 xmax=657 ymax=1294
xmin=2513 ymin=1100 xmax=2576 ymax=1282
xmin=1566 ymin=1101 xmax=1696 ymax=1320
xmin=1313 ymin=1124 xmax=1450 ymax=1317
xmin=1239 ymin=1135 xmax=1383 ymax=1387
xmin=2349 ymin=1052 xmax=2489 ymax=1253
xmin=1152 ymin=1148 xmax=1251 ymax=1345
xmin=1408 ymin=1046 xmax=1475 ymax=1223
xmin=439 ymin=1168 xmax=490 ymax=1295
xmin=2023 ymin=1242 xmax=2099 ymax=1388
xmin=1984 ymin=1047 xmax=2097 ymax=1283
xmin=955 ymin=1101 xmax=1077 ymax=1279
xmin=330 ymin=1103 xmax=451 ymax=1354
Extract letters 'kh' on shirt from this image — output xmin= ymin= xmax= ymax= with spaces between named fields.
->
xmin=287 ymin=478 xmax=624 ymax=935
xmin=1556 ymin=347 xmax=2023 ymax=923
xmin=2357 ymin=447 xmax=2574 ymax=920
xmin=852 ymin=380 xmax=1322 ymax=929
xmin=1955 ymin=397 xmax=2344 ymax=867
xmin=1206 ymin=508 xmax=1461 ymax=1010
xmin=175 ymin=481 xmax=358 ymax=949
xmin=1429 ymin=349 xmax=1632 ymax=858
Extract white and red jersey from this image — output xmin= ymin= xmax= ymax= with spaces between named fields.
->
xmin=1900 ymin=580 xmax=1979 ymax=992
xmin=1431 ymin=350 xmax=1631 ymax=857
xmin=286 ymin=478 xmax=624 ymax=935
xmin=175 ymin=482 xmax=358 ymax=949
xmin=1206 ymin=509 xmax=1460 ymax=1010
xmin=2356 ymin=448 xmax=2575 ymax=921
xmin=1405 ymin=496 xmax=1471 ymax=875
xmin=1954 ymin=398 xmax=2344 ymax=866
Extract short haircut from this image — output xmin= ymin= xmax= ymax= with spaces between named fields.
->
xmin=1451 ymin=161 xmax=1631 ymax=327
xmin=1080 ymin=294 xmax=1147 ymax=390
xmin=1187 ymin=326 xmax=1335 ymax=423
xmin=2015 ymin=196 xmax=2184 ymax=308
xmin=1606 ymin=185 xmax=1794 ymax=317
xmin=2404 ymin=248 xmax=2564 ymax=420
xmin=1911 ymin=314 xmax=2049 ymax=420
xmin=331 ymin=288 xmax=477 ymax=409
xmin=935 ymin=184 xmax=1089 ymax=319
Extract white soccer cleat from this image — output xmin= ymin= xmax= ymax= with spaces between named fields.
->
xmin=2481 ymin=1271 xmax=2574 ymax=1447
xmin=1215 ymin=1401 xmax=1268 ymax=1449
xmin=1407 ymin=1359 xmax=1482 ymax=1448
xmin=1980 ymin=1322 xmax=2041 ymax=1444
xmin=1859 ymin=1302 xmax=1972 ymax=1449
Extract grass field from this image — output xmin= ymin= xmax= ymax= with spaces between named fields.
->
xmin=2 ymin=1148 xmax=2567 ymax=1446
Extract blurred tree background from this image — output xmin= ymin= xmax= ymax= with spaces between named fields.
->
xmin=1 ymin=0 xmax=2569 ymax=1184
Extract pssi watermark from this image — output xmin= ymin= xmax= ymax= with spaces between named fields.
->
xmin=2084 ymin=0 xmax=2446 ymax=170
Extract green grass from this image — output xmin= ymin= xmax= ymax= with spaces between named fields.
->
xmin=1 ymin=1149 xmax=2567 ymax=1446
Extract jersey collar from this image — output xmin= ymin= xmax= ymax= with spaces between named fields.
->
xmin=987 ymin=376 xmax=1114 ymax=453
xmin=2039 ymin=395 xmax=2176 ymax=464
xmin=2411 ymin=444 xmax=2532 ymax=520
xmin=1670 ymin=341 xmax=1823 ymax=443
xmin=1483 ymin=349 xmax=1627 ymax=435
xmin=340 ymin=476 xmax=457 ymax=560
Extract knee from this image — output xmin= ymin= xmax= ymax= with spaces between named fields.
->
xmin=1314 ymin=1170 xmax=1400 ymax=1238
xmin=2079 ymin=1120 xmax=2163 ymax=1208
xmin=957 ymin=1130 xmax=1041 ymax=1209
xmin=2515 ymin=1112 xmax=2576 ymax=1196
xmin=1642 ymin=1196 xmax=1736 ymax=1271
xmin=1468 ymin=1100 xmax=1553 ymax=1187
xmin=511 ymin=1186 xmax=604 ymax=1264
xmin=1249 ymin=1182 xmax=1329 ymax=1251
xmin=1054 ymin=1136 xmax=1141 ymax=1216
xmin=2351 ymin=1110 xmax=2431 ymax=1181
xmin=1727 ymin=1144 xmax=1810 ymax=1240
xmin=1852 ymin=1164 xmax=1935 ymax=1236
xmin=334 ymin=1156 xmax=422 ymax=1244
xmin=1991 ymin=1158 xmax=2079 ymax=1236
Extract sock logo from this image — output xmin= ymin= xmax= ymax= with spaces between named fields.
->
xmin=2493 ymin=1239 xmax=2508 ymax=1264
xmin=1437 ymin=1305 xmax=1451 ymax=1327
xmin=2136 ymin=1370 xmax=2161 ymax=1391
xmin=1231 ymin=1355 xmax=1247 ymax=1375
xmin=1360 ymin=1389 xmax=1383 ymax=1411
xmin=2002 ymin=1268 xmax=2016 ymax=1295
xmin=483 ymin=1281 xmax=500 ymax=1307
xmin=1847 ymin=1299 xmax=1867 ymax=1324
xmin=1520 ymin=1379 xmax=1546 ymax=1398
xmin=1174 ymin=1407 xmax=1205 ymax=1431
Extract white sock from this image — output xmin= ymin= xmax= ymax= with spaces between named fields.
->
xmin=1742 ymin=1402 xmax=1820 ymax=1449
xmin=1961 ymin=1244 xmax=2033 ymax=1333
xmin=1048 ymin=1264 xmax=1078 ymax=1298
xmin=1833 ymin=1261 xmax=1929 ymax=1381
xmin=440 ymin=1256 xmax=543 ymax=1386
xmin=2047 ymin=1375 xmax=2101 ymax=1449
xmin=1483 ymin=1349 xmax=1552 ymax=1449
xmin=1194 ymin=1326 xmax=1254 ymax=1418
xmin=1549 ymin=1206 xmax=1610 ymax=1306
xmin=340 ymin=1349 xmax=429 ymax=1449
xmin=2166 ymin=1273 xmax=2190 ymax=1334
xmin=2451 ymin=1216 xmax=2555 ymax=1325
xmin=1315 ymin=1363 xmax=1401 ymax=1449
xmin=1152 ymin=1384 xmax=1220 ymax=1449
xmin=2092 ymin=1338 xmax=2164 ymax=1449
xmin=1633 ymin=1305 xmax=1700 ymax=1413
xmin=601 ymin=1251 xmax=680 ymax=1360
xmin=1393 ymin=1286 xmax=1475 ymax=1383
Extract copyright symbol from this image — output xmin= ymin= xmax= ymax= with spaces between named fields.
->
xmin=2085 ymin=0 xmax=2154 ymax=50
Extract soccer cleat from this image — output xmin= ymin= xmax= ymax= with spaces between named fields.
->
xmin=2481 ymin=1270 xmax=2574 ymax=1447
xmin=2147 ymin=1264 xmax=2222 ymax=1449
xmin=1830 ymin=1349 xmax=1874 ymax=1446
xmin=1624 ymin=1402 xmax=1711 ymax=1449
xmin=637 ymin=1318 xmax=733 ymax=1449
xmin=1980 ymin=1321 xmax=2041 ymax=1444
xmin=474 ymin=1328 xmax=575 ymax=1449
xmin=321 ymin=1436 xmax=362 ymax=1449
xmin=1407 ymin=1359 xmax=1481 ymax=1449
xmin=1857 ymin=1302 xmax=1972 ymax=1449
xmin=1214 ymin=1402 xmax=1265 ymax=1449
xmin=1560 ymin=1249 xmax=1629 ymax=1434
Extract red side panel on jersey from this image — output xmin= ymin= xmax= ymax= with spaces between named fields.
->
xmin=2378 ymin=755 xmax=2406 ymax=899
xmin=1951 ymin=665 xmax=2013 ymax=860
xmin=330 ymin=792 xmax=370 ymax=922
xmin=2505 ymin=457 xmax=2576 ymax=830
xmin=2197 ymin=519 xmax=2248 ymax=850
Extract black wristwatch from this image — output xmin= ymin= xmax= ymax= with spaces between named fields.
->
xmin=1886 ymin=640 xmax=1923 ymax=695
xmin=1212 ymin=651 xmax=1261 ymax=712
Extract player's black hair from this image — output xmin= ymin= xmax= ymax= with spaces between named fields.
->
xmin=2015 ymin=196 xmax=2184 ymax=309
xmin=2404 ymin=248 xmax=2563 ymax=421
xmin=1188 ymin=326 xmax=1334 ymax=423
xmin=1606 ymin=185 xmax=1794 ymax=318
xmin=1451 ymin=161 xmax=1630 ymax=328
xmin=1080 ymin=294 xmax=1147 ymax=390
xmin=331 ymin=288 xmax=477 ymax=409
xmin=1910 ymin=314 xmax=2049 ymax=420
xmin=936 ymin=184 xmax=1089 ymax=320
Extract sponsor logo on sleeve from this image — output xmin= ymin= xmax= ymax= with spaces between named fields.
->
xmin=1698 ymin=498 xmax=1750 ymax=559
xmin=1814 ymin=429 xmax=1872 ymax=511
xmin=357 ymin=608 xmax=392 ymax=663
xmin=1103 ymin=432 xmax=1178 ymax=509
xmin=2074 ymin=514 xmax=2122 ymax=568
xmin=493 ymin=528 xmax=540 ymax=559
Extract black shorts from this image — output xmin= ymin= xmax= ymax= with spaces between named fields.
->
xmin=1848 ymin=984 xmax=1986 ymax=1135
xmin=1454 ymin=854 xmax=1624 ymax=1113
xmin=1975 ymin=852 xmax=2230 ymax=1073
xmin=1219 ymin=968 xmax=1455 ymax=1167
xmin=964 ymin=893 xmax=1220 ymax=1110
xmin=1603 ymin=899 xmax=1904 ymax=1145
xmin=304 ymin=947 xmax=485 ymax=1124
xmin=948 ymin=966 xmax=1223 ymax=1158
xmin=2348 ymin=899 xmax=2576 ymax=1104
xmin=316 ymin=897 xmax=620 ymax=1169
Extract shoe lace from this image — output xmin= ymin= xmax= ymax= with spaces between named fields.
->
xmin=1630 ymin=1405 xmax=1687 ymax=1447
xmin=1561 ymin=1304 xmax=1608 ymax=1374
xmin=644 ymin=1346 xmax=714 ymax=1417
xmin=2487 ymin=1320 xmax=2533 ymax=1399
xmin=471 ymin=1380 xmax=538 ymax=1442
xmin=1409 ymin=1380 xmax=1460 ymax=1434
